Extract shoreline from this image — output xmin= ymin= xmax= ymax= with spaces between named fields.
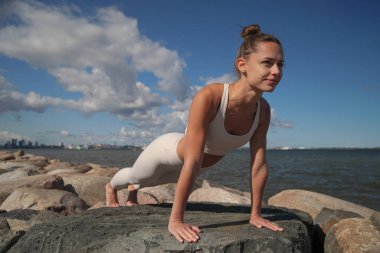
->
xmin=1 ymin=149 xmax=379 ymax=252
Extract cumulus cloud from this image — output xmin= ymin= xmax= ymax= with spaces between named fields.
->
xmin=200 ymin=73 xmax=236 ymax=85
xmin=270 ymin=109 xmax=294 ymax=129
xmin=0 ymin=1 xmax=189 ymax=116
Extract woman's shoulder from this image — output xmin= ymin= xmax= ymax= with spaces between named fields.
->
xmin=190 ymin=83 xmax=224 ymax=115
xmin=197 ymin=83 xmax=224 ymax=99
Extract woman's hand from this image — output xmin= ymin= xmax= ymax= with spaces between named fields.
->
xmin=168 ymin=220 xmax=201 ymax=243
xmin=249 ymin=214 xmax=283 ymax=231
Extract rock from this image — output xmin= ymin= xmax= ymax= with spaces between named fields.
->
xmin=0 ymin=174 xmax=65 ymax=204
xmin=0 ymin=152 xmax=15 ymax=161
xmin=60 ymin=174 xmax=110 ymax=206
xmin=139 ymin=183 xmax=177 ymax=203
xmin=324 ymin=218 xmax=380 ymax=253
xmin=23 ymin=156 xmax=49 ymax=168
xmin=0 ymin=230 xmax=25 ymax=253
xmin=47 ymin=164 xmax=93 ymax=175
xmin=0 ymin=161 xmax=41 ymax=172
xmin=44 ymin=161 xmax=73 ymax=171
xmin=189 ymin=180 xmax=251 ymax=204
xmin=117 ymin=189 xmax=159 ymax=205
xmin=0 ymin=167 xmax=41 ymax=183
xmin=0 ymin=218 xmax=9 ymax=230
xmin=315 ymin=208 xmax=363 ymax=234
xmin=13 ymin=150 xmax=24 ymax=159
xmin=47 ymin=168 xmax=83 ymax=175
xmin=0 ymin=188 xmax=88 ymax=215
xmin=0 ymin=209 xmax=61 ymax=231
xmin=8 ymin=203 xmax=313 ymax=253
xmin=370 ymin=211 xmax=380 ymax=231
xmin=268 ymin=189 xmax=375 ymax=220
xmin=312 ymin=208 xmax=363 ymax=253
xmin=85 ymin=163 xmax=119 ymax=177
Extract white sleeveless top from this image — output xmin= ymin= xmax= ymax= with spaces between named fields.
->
xmin=203 ymin=83 xmax=261 ymax=156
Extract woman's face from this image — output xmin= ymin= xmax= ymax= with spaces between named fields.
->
xmin=238 ymin=42 xmax=284 ymax=92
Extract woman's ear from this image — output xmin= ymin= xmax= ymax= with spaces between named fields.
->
xmin=236 ymin=57 xmax=247 ymax=74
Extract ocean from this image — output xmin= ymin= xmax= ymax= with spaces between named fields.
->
xmin=12 ymin=148 xmax=380 ymax=211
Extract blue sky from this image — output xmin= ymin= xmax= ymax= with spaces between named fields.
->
xmin=0 ymin=0 xmax=379 ymax=148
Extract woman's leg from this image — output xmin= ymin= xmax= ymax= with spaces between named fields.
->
xmin=106 ymin=133 xmax=184 ymax=207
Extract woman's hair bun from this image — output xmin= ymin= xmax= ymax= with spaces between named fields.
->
xmin=241 ymin=24 xmax=261 ymax=39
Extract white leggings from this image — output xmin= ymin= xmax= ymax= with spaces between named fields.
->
xmin=110 ymin=133 xmax=185 ymax=190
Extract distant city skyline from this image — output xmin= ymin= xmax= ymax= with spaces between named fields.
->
xmin=0 ymin=0 xmax=379 ymax=148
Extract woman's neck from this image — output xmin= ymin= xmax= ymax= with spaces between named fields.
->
xmin=229 ymin=79 xmax=262 ymax=106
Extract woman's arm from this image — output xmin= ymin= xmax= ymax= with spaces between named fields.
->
xmin=168 ymin=87 xmax=217 ymax=243
xmin=249 ymin=98 xmax=283 ymax=231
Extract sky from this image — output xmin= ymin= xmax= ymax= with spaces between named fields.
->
xmin=0 ymin=0 xmax=379 ymax=148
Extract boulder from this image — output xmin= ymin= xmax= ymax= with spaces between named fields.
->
xmin=324 ymin=218 xmax=380 ymax=253
xmin=0 ymin=230 xmax=24 ymax=253
xmin=47 ymin=168 xmax=83 ymax=175
xmin=0 ymin=152 xmax=15 ymax=161
xmin=0 ymin=174 xmax=65 ymax=204
xmin=23 ymin=156 xmax=49 ymax=168
xmin=315 ymin=208 xmax=363 ymax=234
xmin=8 ymin=203 xmax=313 ymax=253
xmin=0 ymin=169 xmax=36 ymax=183
xmin=44 ymin=161 xmax=73 ymax=171
xmin=85 ymin=163 xmax=119 ymax=177
xmin=139 ymin=183 xmax=178 ymax=203
xmin=312 ymin=208 xmax=363 ymax=253
xmin=0 ymin=188 xmax=88 ymax=215
xmin=370 ymin=211 xmax=380 ymax=231
xmin=60 ymin=174 xmax=110 ymax=206
xmin=268 ymin=189 xmax=375 ymax=220
xmin=0 ymin=209 xmax=61 ymax=231
xmin=189 ymin=180 xmax=251 ymax=204
xmin=0 ymin=161 xmax=41 ymax=172
xmin=13 ymin=150 xmax=24 ymax=159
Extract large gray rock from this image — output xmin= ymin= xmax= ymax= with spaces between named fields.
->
xmin=0 ymin=229 xmax=24 ymax=253
xmin=189 ymin=180 xmax=251 ymax=204
xmin=0 ymin=175 xmax=65 ymax=204
xmin=324 ymin=218 xmax=380 ymax=253
xmin=0 ymin=209 xmax=59 ymax=252
xmin=0 ymin=161 xmax=41 ymax=173
xmin=268 ymin=189 xmax=375 ymax=220
xmin=0 ymin=209 xmax=61 ymax=231
xmin=8 ymin=203 xmax=313 ymax=253
xmin=0 ymin=188 xmax=88 ymax=214
xmin=0 ymin=152 xmax=15 ymax=161
xmin=85 ymin=163 xmax=119 ymax=177
xmin=44 ymin=161 xmax=73 ymax=171
xmin=60 ymin=174 xmax=110 ymax=206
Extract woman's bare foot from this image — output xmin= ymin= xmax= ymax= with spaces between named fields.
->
xmin=106 ymin=182 xmax=120 ymax=207
xmin=126 ymin=187 xmax=138 ymax=206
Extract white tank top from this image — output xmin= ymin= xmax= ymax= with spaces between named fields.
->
xmin=203 ymin=83 xmax=261 ymax=156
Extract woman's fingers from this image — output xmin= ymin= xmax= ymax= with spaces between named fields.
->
xmin=250 ymin=217 xmax=284 ymax=231
xmin=169 ymin=222 xmax=201 ymax=243
xmin=191 ymin=225 xmax=201 ymax=233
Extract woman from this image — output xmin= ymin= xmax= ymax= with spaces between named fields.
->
xmin=106 ymin=24 xmax=284 ymax=243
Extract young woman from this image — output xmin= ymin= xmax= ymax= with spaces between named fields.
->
xmin=106 ymin=24 xmax=284 ymax=243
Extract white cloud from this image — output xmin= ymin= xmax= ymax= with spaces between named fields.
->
xmin=270 ymin=109 xmax=294 ymax=129
xmin=0 ymin=1 xmax=189 ymax=116
xmin=200 ymin=73 xmax=236 ymax=85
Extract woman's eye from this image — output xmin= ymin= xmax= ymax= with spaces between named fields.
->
xmin=263 ymin=61 xmax=272 ymax=66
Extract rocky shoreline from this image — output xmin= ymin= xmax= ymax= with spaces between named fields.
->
xmin=0 ymin=150 xmax=379 ymax=252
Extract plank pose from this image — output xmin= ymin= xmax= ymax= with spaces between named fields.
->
xmin=106 ymin=24 xmax=284 ymax=243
